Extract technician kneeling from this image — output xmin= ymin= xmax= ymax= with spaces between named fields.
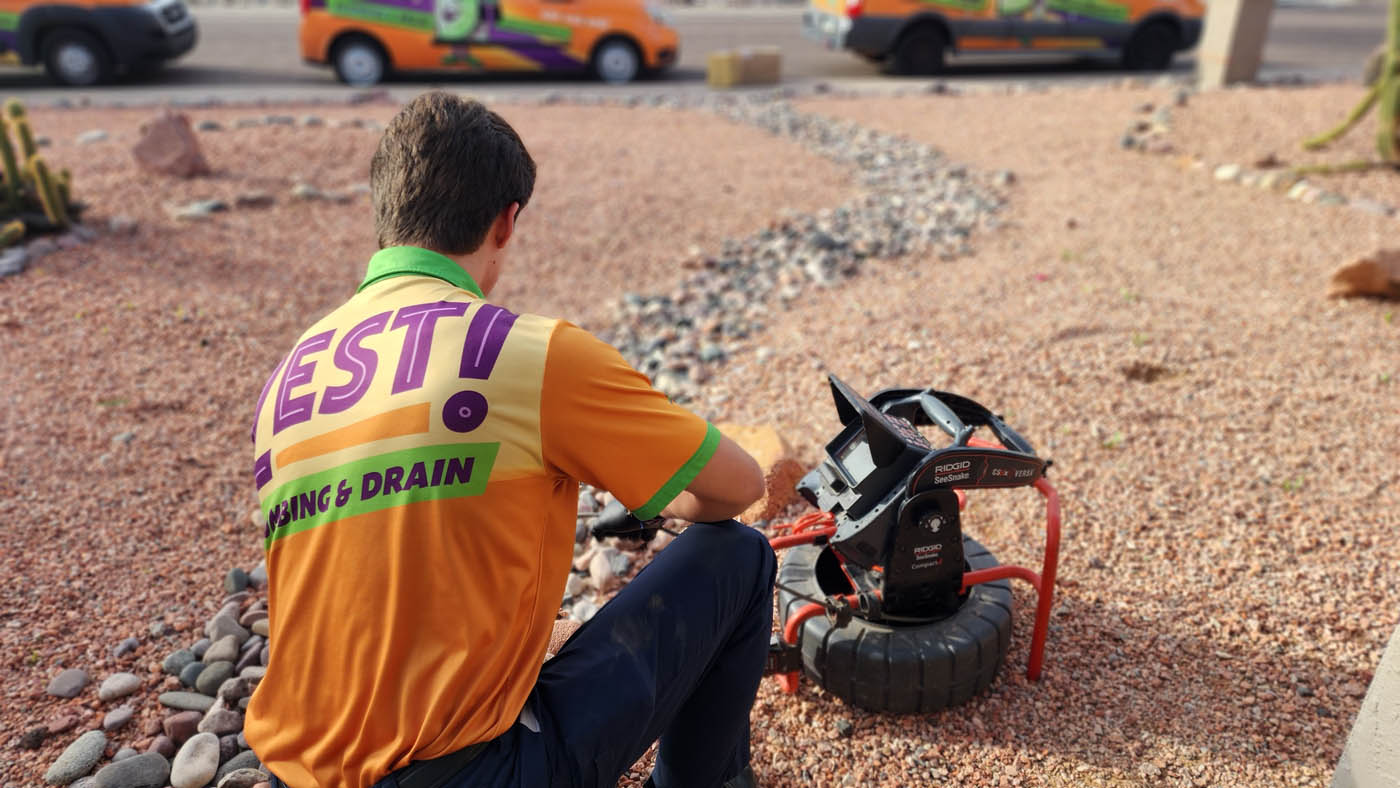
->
xmin=246 ymin=91 xmax=773 ymax=788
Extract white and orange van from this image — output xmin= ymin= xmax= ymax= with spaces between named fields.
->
xmin=0 ymin=0 xmax=196 ymax=85
xmin=300 ymin=0 xmax=680 ymax=85
xmin=805 ymin=0 xmax=1205 ymax=75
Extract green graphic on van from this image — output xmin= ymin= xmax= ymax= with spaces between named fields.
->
xmin=1046 ymin=0 xmax=1129 ymax=22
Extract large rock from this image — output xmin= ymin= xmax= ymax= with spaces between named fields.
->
xmin=44 ymin=730 xmax=106 ymax=785
xmin=203 ymin=636 xmax=239 ymax=665
xmin=47 ymin=668 xmax=91 ymax=698
xmin=216 ymin=769 xmax=267 ymax=788
xmin=196 ymin=662 xmax=236 ymax=696
xmin=163 ymin=710 xmax=203 ymax=744
xmin=716 ymin=423 xmax=805 ymax=522
xmin=98 ymin=673 xmax=142 ymax=702
xmin=171 ymin=733 xmax=220 ymax=788
xmin=159 ymin=691 xmax=216 ymax=713
xmin=131 ymin=112 xmax=211 ymax=178
xmin=214 ymin=750 xmax=261 ymax=783
xmin=93 ymin=752 xmax=171 ymax=788
xmin=1329 ymin=250 xmax=1400 ymax=300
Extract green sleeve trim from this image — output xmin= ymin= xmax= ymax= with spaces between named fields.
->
xmin=633 ymin=423 xmax=721 ymax=520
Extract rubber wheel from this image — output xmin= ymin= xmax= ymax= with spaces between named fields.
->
xmin=333 ymin=37 xmax=388 ymax=87
xmin=777 ymin=539 xmax=1013 ymax=713
xmin=891 ymin=26 xmax=945 ymax=77
xmin=1121 ymin=21 xmax=1179 ymax=71
xmin=1363 ymin=43 xmax=1385 ymax=87
xmin=42 ymin=28 xmax=112 ymax=87
xmin=592 ymin=39 xmax=641 ymax=84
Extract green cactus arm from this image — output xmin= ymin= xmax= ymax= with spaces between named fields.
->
xmin=0 ymin=116 xmax=21 ymax=212
xmin=27 ymin=154 xmax=68 ymax=229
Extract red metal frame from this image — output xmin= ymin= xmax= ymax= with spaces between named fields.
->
xmin=768 ymin=436 xmax=1061 ymax=692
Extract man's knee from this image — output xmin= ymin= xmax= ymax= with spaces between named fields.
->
xmin=688 ymin=520 xmax=775 ymax=591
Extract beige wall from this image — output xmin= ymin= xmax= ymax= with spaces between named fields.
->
xmin=1332 ymin=622 xmax=1400 ymax=788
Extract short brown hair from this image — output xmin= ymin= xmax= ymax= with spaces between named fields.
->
xmin=371 ymin=92 xmax=536 ymax=254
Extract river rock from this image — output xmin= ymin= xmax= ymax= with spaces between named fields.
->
xmin=102 ymin=706 xmax=134 ymax=732
xmin=44 ymin=730 xmax=106 ymax=785
xmin=240 ymin=666 xmax=266 ymax=681
xmin=163 ymin=649 xmax=195 ymax=676
xmin=196 ymin=662 xmax=236 ymax=696
xmin=99 ymin=673 xmax=142 ymax=702
xmin=217 ymin=677 xmax=253 ymax=704
xmin=160 ymin=691 xmax=216 ymax=713
xmin=93 ymin=752 xmax=170 ymax=788
xmin=234 ymin=645 xmax=261 ymax=674
xmin=224 ymin=568 xmax=249 ymax=593
xmin=215 ymin=751 xmax=261 ymax=783
xmin=248 ymin=562 xmax=267 ymax=589
xmin=1329 ymin=249 xmax=1400 ymax=299
xmin=171 ymin=732 xmax=220 ymax=788
xmin=76 ymin=129 xmax=109 ymax=145
xmin=589 ymin=548 xmax=620 ymax=592
xmin=218 ymin=733 xmax=239 ymax=764
xmin=48 ymin=668 xmax=91 ymax=698
xmin=148 ymin=735 xmax=177 ymax=758
xmin=112 ymin=747 xmax=138 ymax=761
xmin=178 ymin=660 xmax=205 ymax=688
xmin=111 ymin=637 xmax=141 ymax=658
xmin=197 ymin=708 xmax=243 ymax=736
xmin=132 ymin=111 xmax=211 ymax=178
xmin=163 ymin=710 xmax=202 ymax=743
xmin=206 ymin=612 xmax=250 ymax=645
xmin=217 ymin=769 xmax=267 ymax=788
xmin=203 ymin=636 xmax=239 ymax=665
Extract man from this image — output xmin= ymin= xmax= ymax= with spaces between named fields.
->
xmin=245 ymin=91 xmax=775 ymax=788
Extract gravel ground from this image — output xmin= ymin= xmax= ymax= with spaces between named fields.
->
xmin=1164 ymin=83 xmax=1400 ymax=207
xmin=4 ymin=84 xmax=1399 ymax=788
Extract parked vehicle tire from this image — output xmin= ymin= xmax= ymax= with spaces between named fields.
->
xmin=776 ymin=538 xmax=1013 ymax=713
xmin=1121 ymin=20 xmax=1179 ymax=71
xmin=333 ymin=36 xmax=388 ymax=87
xmin=592 ymin=38 xmax=641 ymax=84
xmin=891 ymin=25 xmax=946 ymax=77
xmin=42 ymin=28 xmax=112 ymax=87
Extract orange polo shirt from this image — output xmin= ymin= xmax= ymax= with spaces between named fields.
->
xmin=245 ymin=246 xmax=719 ymax=788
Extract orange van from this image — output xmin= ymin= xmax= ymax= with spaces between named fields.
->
xmin=0 ymin=0 xmax=197 ymax=85
xmin=300 ymin=0 xmax=680 ymax=85
xmin=804 ymin=0 xmax=1204 ymax=75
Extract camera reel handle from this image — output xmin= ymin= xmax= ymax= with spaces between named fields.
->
xmin=916 ymin=392 xmax=966 ymax=441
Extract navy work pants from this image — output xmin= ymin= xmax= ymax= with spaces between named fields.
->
xmin=434 ymin=519 xmax=775 ymax=788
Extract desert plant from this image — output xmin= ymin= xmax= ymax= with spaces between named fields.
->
xmin=0 ymin=219 xmax=23 ymax=248
xmin=0 ymin=98 xmax=79 ymax=239
xmin=1303 ymin=0 xmax=1400 ymax=163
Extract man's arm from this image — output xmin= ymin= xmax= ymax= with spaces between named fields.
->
xmin=661 ymin=433 xmax=764 ymax=522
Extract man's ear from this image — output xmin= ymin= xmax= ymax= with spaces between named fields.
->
xmin=493 ymin=202 xmax=519 ymax=249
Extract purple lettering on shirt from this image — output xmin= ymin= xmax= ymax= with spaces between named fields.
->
xmin=251 ymin=356 xmax=287 ymax=443
xmin=430 ymin=458 xmax=445 ymax=487
xmin=404 ymin=461 xmax=429 ymax=490
xmin=253 ymin=451 xmax=273 ymax=490
xmin=296 ymin=490 xmax=318 ymax=521
xmin=459 ymin=304 xmax=518 ymax=380
xmin=443 ymin=456 xmax=475 ymax=486
xmin=273 ymin=330 xmax=334 ymax=435
xmin=391 ymin=302 xmax=470 ymax=395
xmin=361 ymin=471 xmax=383 ymax=500
xmin=320 ymin=311 xmax=392 ymax=415
xmin=382 ymin=465 xmax=405 ymax=495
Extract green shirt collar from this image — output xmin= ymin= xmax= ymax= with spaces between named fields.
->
xmin=357 ymin=246 xmax=485 ymax=298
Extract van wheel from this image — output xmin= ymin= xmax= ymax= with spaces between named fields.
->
xmin=1122 ymin=21 xmax=1179 ymax=71
xmin=43 ymin=28 xmax=112 ymax=87
xmin=891 ymin=26 xmax=945 ymax=77
xmin=333 ymin=36 xmax=388 ymax=87
xmin=593 ymin=39 xmax=641 ymax=84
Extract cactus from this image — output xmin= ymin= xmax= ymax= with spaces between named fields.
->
xmin=56 ymin=168 xmax=70 ymax=206
xmin=1304 ymin=0 xmax=1400 ymax=162
xmin=28 ymin=154 xmax=67 ymax=229
xmin=0 ymin=116 xmax=19 ymax=212
xmin=0 ymin=219 xmax=23 ymax=248
xmin=14 ymin=117 xmax=37 ymax=160
xmin=4 ymin=98 xmax=25 ymax=120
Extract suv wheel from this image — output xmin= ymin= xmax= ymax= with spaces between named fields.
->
xmin=1122 ymin=21 xmax=1179 ymax=71
xmin=43 ymin=28 xmax=112 ymax=87
xmin=892 ymin=26 xmax=946 ymax=77
xmin=593 ymin=39 xmax=641 ymax=84
xmin=333 ymin=37 xmax=388 ymax=87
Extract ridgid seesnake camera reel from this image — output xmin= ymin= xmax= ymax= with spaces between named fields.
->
xmin=589 ymin=374 xmax=1061 ymax=712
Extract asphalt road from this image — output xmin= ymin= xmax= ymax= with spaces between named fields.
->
xmin=0 ymin=2 xmax=1387 ymax=103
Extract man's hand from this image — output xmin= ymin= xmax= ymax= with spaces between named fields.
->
xmin=661 ymin=433 xmax=764 ymax=522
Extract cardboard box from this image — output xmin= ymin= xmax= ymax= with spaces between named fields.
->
xmin=707 ymin=47 xmax=782 ymax=88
